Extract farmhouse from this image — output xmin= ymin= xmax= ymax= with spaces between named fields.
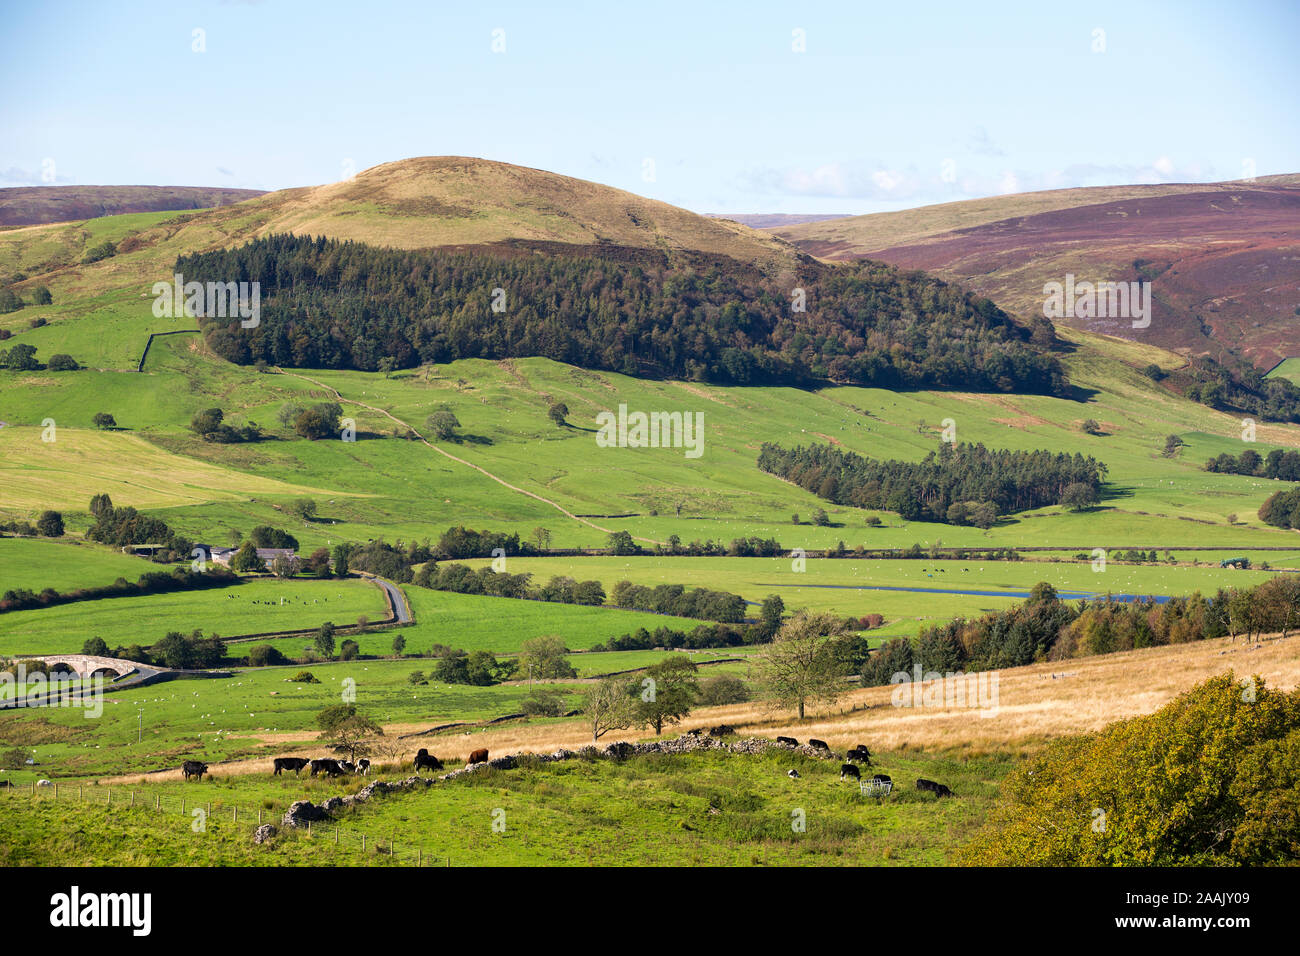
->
xmin=203 ymin=545 xmax=298 ymax=570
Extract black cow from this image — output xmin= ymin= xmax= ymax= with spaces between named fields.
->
xmin=338 ymin=760 xmax=356 ymax=774
xmin=846 ymin=745 xmax=872 ymax=766
xmin=840 ymin=763 xmax=861 ymax=781
xmin=182 ymin=760 xmax=208 ymax=782
xmin=272 ymin=756 xmax=309 ymax=776
xmin=708 ymin=724 xmax=734 ymax=738
xmin=684 ymin=729 xmax=702 ymax=737
xmin=870 ymin=774 xmax=892 ymax=786
xmin=413 ymin=749 xmax=443 ymax=773
xmin=776 ymin=736 xmax=799 ymax=747
xmin=787 ymin=769 xmax=800 ymax=779
xmin=808 ymin=738 xmax=830 ymax=751
xmin=309 ymin=758 xmax=346 ymax=777
xmin=356 ymin=758 xmax=371 ymax=775
xmin=916 ymin=778 xmax=953 ymax=798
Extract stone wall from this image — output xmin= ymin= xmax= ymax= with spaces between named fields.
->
xmin=282 ymin=734 xmax=836 ymax=828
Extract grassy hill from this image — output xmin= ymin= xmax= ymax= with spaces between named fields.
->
xmin=776 ymin=178 xmax=1300 ymax=367
xmin=0 ymin=185 xmax=264 ymax=228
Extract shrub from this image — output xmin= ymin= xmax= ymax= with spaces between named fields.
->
xmin=522 ymin=689 xmax=565 ymax=717
xmin=247 ymin=644 xmax=287 ymax=667
xmin=290 ymin=671 xmax=320 ymax=684
xmin=698 ymin=674 xmax=751 ymax=706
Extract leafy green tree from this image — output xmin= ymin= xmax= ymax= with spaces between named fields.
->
xmin=1061 ymin=482 xmax=1099 ymax=511
xmin=230 ymin=541 xmax=265 ymax=572
xmin=315 ymin=704 xmax=383 ymax=762
xmin=92 ymin=412 xmax=116 ymax=430
xmin=518 ymin=635 xmax=577 ymax=680
xmin=290 ymin=498 xmax=317 ymax=521
xmin=635 ymin=655 xmax=700 ymax=735
xmin=81 ymin=636 xmax=110 ymax=657
xmin=608 ymin=530 xmax=639 ymax=555
xmin=392 ymin=634 xmax=406 ymax=657
xmin=47 ymin=354 xmax=78 ymax=371
xmin=35 ymin=510 xmax=64 ymax=537
xmin=961 ymin=675 xmax=1300 ymax=866
xmin=584 ymin=676 xmax=638 ymax=744
xmin=247 ymin=644 xmax=287 ymax=667
xmin=760 ymin=593 xmax=785 ymax=637
xmin=426 ymin=409 xmax=460 ymax=441
xmin=190 ymin=407 xmax=225 ymax=437
xmin=331 ymin=544 xmax=351 ymax=577
xmin=315 ymin=621 xmax=336 ymax=658
xmin=547 ymin=402 xmax=569 ymax=427
xmin=698 ymin=673 xmax=751 ymax=706
xmin=294 ymin=402 xmax=342 ymax=440
xmin=972 ymin=502 xmax=998 ymax=529
xmin=754 ymin=611 xmax=854 ymax=719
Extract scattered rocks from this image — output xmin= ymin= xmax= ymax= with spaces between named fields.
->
xmin=282 ymin=799 xmax=331 ymax=827
xmin=252 ymin=823 xmax=277 ymax=844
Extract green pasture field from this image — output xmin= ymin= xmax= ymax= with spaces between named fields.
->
xmin=0 ymin=656 xmax=588 ymax=779
xmin=0 ymin=576 xmax=389 ymax=656
xmin=245 ymin=586 xmax=707 ymax=661
xmin=464 ymin=555 xmax=1281 ymax=628
xmin=5 ymin=328 xmax=1300 ymax=558
xmin=0 ymin=746 xmax=1010 ymax=866
xmin=1265 ymin=357 xmax=1300 ymax=385
xmin=0 ymin=537 xmax=166 ymax=593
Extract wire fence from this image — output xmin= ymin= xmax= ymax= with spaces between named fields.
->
xmin=1 ymin=779 xmax=448 ymax=866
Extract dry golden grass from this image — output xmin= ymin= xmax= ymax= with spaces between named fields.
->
xmin=102 ymin=631 xmax=1300 ymax=786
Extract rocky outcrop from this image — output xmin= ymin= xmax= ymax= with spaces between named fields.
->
xmin=252 ymin=824 xmax=277 ymax=844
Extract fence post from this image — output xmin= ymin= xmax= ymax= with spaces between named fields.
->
xmin=334 ymin=828 xmax=338 ymax=845
xmin=233 ymin=806 xmax=237 ymax=824
xmin=362 ymin=833 xmax=366 ymax=851
xmin=131 ymin=790 xmax=135 ymax=807
xmin=259 ymin=808 xmax=263 ymax=824
xmin=181 ymin=798 xmax=185 ymax=814
xmin=418 ymin=848 xmax=421 ymax=866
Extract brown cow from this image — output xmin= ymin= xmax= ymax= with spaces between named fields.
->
xmin=468 ymin=748 xmax=489 ymax=765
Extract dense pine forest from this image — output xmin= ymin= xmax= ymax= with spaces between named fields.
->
xmin=757 ymin=441 xmax=1108 ymax=524
xmin=181 ymin=235 xmax=1068 ymax=394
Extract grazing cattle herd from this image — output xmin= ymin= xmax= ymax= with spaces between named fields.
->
xmin=170 ymin=735 xmax=955 ymax=801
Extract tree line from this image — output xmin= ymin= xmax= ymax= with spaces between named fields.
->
xmin=181 ymin=234 xmax=1069 ymax=395
xmin=1206 ymin=446 xmax=1300 ymax=479
xmin=1158 ymin=352 xmax=1300 ymax=424
xmin=758 ymin=441 xmax=1107 ymax=525
xmin=864 ymin=576 xmax=1300 ymax=685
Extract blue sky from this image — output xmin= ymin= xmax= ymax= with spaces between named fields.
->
xmin=2 ymin=0 xmax=1297 ymax=214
